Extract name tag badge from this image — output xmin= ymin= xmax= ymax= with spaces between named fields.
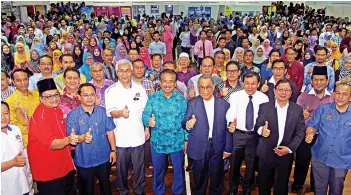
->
xmin=326 ymin=113 xmax=332 ymax=120
xmin=79 ymin=118 xmax=85 ymax=125
xmin=134 ymin=93 xmax=140 ymax=101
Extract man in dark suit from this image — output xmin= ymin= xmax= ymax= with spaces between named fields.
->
xmin=254 ymin=79 xmax=305 ymax=195
xmin=182 ymin=74 xmax=233 ymax=195
xmin=260 ymin=59 xmax=298 ymax=103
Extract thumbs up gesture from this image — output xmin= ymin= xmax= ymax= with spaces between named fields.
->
xmin=189 ymin=86 xmax=195 ymax=99
xmin=122 ymin=105 xmax=129 ymax=118
xmin=221 ymin=83 xmax=229 ymax=97
xmin=228 ymin=118 xmax=237 ymax=133
xmin=260 ymin=80 xmax=269 ymax=93
xmin=262 ymin=121 xmax=271 ymax=137
xmin=150 ymin=73 xmax=155 ymax=81
xmin=12 ymin=151 xmax=26 ymax=167
xmin=69 ymin=128 xmax=79 ymax=145
xmin=186 ymin=115 xmax=197 ymax=130
xmin=149 ymin=114 xmax=156 ymax=128
xmin=303 ymin=107 xmax=310 ymax=120
xmin=84 ymin=128 xmax=93 ymax=144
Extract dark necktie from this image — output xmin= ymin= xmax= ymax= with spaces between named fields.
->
xmin=203 ymin=40 xmax=206 ymax=58
xmin=245 ymin=95 xmax=254 ymax=131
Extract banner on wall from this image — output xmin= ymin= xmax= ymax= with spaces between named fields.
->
xmin=121 ymin=6 xmax=132 ymax=17
xmin=188 ymin=6 xmax=211 ymax=18
xmin=80 ymin=6 xmax=94 ymax=20
xmin=224 ymin=6 xmax=232 ymax=16
xmin=165 ymin=5 xmax=173 ymax=14
xmin=151 ymin=5 xmax=159 ymax=14
xmin=136 ymin=5 xmax=146 ymax=15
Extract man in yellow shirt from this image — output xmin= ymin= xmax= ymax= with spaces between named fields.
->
xmin=6 ymin=69 xmax=40 ymax=147
xmin=54 ymin=54 xmax=87 ymax=94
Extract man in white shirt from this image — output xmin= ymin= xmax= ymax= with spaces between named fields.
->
xmin=226 ymin=72 xmax=269 ymax=195
xmin=254 ymin=79 xmax=305 ymax=195
xmin=105 ymin=59 xmax=148 ymax=195
xmin=28 ymin=55 xmax=55 ymax=91
xmin=1 ymin=101 xmax=33 ymax=195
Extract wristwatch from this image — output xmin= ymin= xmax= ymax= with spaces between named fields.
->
xmin=111 ymin=149 xmax=116 ymax=152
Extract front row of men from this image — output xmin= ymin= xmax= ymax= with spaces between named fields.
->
xmin=2 ymin=58 xmax=350 ymax=195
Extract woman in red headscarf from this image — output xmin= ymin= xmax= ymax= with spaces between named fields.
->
xmin=162 ymin=25 xmax=174 ymax=62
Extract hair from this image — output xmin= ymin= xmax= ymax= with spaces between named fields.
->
xmin=39 ymin=55 xmax=53 ymax=63
xmin=116 ymin=59 xmax=132 ymax=70
xmin=129 ymin=48 xmax=139 ymax=54
xmin=272 ymin=59 xmax=287 ymax=69
xmin=63 ymin=67 xmax=80 ymax=78
xmin=200 ymin=30 xmax=207 ymax=35
xmin=1 ymin=101 xmax=9 ymax=110
xmin=269 ymin=48 xmax=281 ymax=57
xmin=11 ymin=68 xmax=28 ymax=80
xmin=275 ymin=79 xmax=292 ymax=89
xmin=153 ymin=31 xmax=160 ymax=36
xmin=151 ymin=53 xmax=162 ymax=60
xmin=314 ymin=45 xmax=328 ymax=54
xmin=1 ymin=70 xmax=10 ymax=78
xmin=218 ymin=37 xmax=226 ymax=42
xmin=201 ymin=56 xmax=215 ymax=65
xmin=244 ymin=50 xmax=254 ymax=56
xmin=285 ymin=47 xmax=297 ymax=53
xmin=90 ymin=62 xmax=104 ymax=69
xmin=225 ymin=61 xmax=240 ymax=71
xmin=242 ymin=72 xmax=260 ymax=83
xmin=214 ymin=50 xmax=225 ymax=58
xmin=103 ymin=48 xmax=113 ymax=55
xmin=132 ymin=59 xmax=144 ymax=66
xmin=160 ymin=69 xmax=178 ymax=81
xmin=198 ymin=74 xmax=214 ymax=86
xmin=78 ymin=83 xmax=96 ymax=95
xmin=59 ymin=54 xmax=73 ymax=63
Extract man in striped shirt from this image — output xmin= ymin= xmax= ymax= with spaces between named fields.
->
xmin=1 ymin=71 xmax=15 ymax=101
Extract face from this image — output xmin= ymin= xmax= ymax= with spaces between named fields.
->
xmin=1 ymin=104 xmax=10 ymax=129
xmin=274 ymin=82 xmax=292 ymax=102
xmin=117 ymin=63 xmax=132 ymax=84
xmin=272 ymin=62 xmax=287 ymax=80
xmin=200 ymin=58 xmax=214 ymax=74
xmin=61 ymin=56 xmax=75 ymax=70
xmin=119 ymin=46 xmax=126 ymax=55
xmin=86 ymin=55 xmax=94 ymax=65
xmin=40 ymin=89 xmax=60 ymax=108
xmin=225 ymin=31 xmax=231 ymax=39
xmin=270 ymin=51 xmax=280 ymax=62
xmin=311 ymin=75 xmax=329 ymax=93
xmin=74 ymin=47 xmax=81 ymax=56
xmin=200 ymin=32 xmax=207 ymax=40
xmin=226 ymin=64 xmax=240 ymax=81
xmin=133 ymin=61 xmax=145 ymax=79
xmin=1 ymin=72 xmax=9 ymax=90
xmin=315 ymin=49 xmax=327 ymax=63
xmin=129 ymin=50 xmax=139 ymax=61
xmin=103 ymin=50 xmax=113 ymax=63
xmin=243 ymin=76 xmax=259 ymax=95
xmin=198 ymin=78 xmax=215 ymax=101
xmin=39 ymin=57 xmax=53 ymax=74
xmin=295 ymin=42 xmax=303 ymax=50
xmin=93 ymin=49 xmax=100 ymax=57
xmin=79 ymin=86 xmax=96 ymax=107
xmin=131 ymin=42 xmax=137 ymax=48
xmin=50 ymin=42 xmax=57 ymax=50
xmin=83 ymin=38 xmax=89 ymax=45
xmin=16 ymin=44 xmax=24 ymax=53
xmin=343 ymin=59 xmax=351 ymax=70
xmin=152 ymin=56 xmax=162 ymax=68
xmin=331 ymin=44 xmax=338 ymax=52
xmin=334 ymin=84 xmax=351 ymax=108
xmin=219 ymin=39 xmax=226 ymax=48
xmin=285 ymin=38 xmax=292 ymax=45
xmin=2 ymin=45 xmax=10 ymax=54
xmin=153 ymin=33 xmax=160 ymax=41
xmin=242 ymin=39 xmax=249 ymax=48
xmin=214 ymin=54 xmax=225 ymax=67
xmin=244 ymin=52 xmax=254 ymax=64
xmin=64 ymin=71 xmax=80 ymax=90
xmin=325 ymin=25 xmax=332 ymax=32
xmin=90 ymin=64 xmax=104 ymax=81
xmin=136 ymin=36 xmax=141 ymax=43
xmin=161 ymin=73 xmax=176 ymax=95
xmin=13 ymin=72 xmax=28 ymax=92
xmin=256 ymin=48 xmax=264 ymax=57
xmin=90 ymin=38 xmax=97 ymax=47
xmin=286 ymin=49 xmax=296 ymax=62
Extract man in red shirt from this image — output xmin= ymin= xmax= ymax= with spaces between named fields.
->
xmin=285 ymin=47 xmax=304 ymax=93
xmin=28 ymin=78 xmax=77 ymax=195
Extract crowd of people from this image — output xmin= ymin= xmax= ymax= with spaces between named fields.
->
xmin=1 ymin=1 xmax=351 ymax=195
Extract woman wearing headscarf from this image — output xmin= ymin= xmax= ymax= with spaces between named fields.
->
xmin=253 ymin=46 xmax=268 ymax=69
xmin=52 ymin=49 xmax=63 ymax=73
xmin=13 ymin=42 xmax=30 ymax=69
xmin=139 ymin=47 xmax=151 ymax=69
xmin=335 ymin=56 xmax=351 ymax=84
xmin=249 ymin=38 xmax=261 ymax=56
xmin=330 ymin=41 xmax=343 ymax=71
xmin=223 ymin=48 xmax=231 ymax=67
xmin=107 ymin=42 xmax=117 ymax=56
xmin=73 ymin=45 xmax=83 ymax=69
xmin=113 ymin=43 xmax=128 ymax=63
xmin=135 ymin=35 xmax=143 ymax=48
xmin=15 ymin=35 xmax=30 ymax=51
xmin=231 ymin=47 xmax=245 ymax=64
xmin=79 ymin=52 xmax=95 ymax=81
xmin=302 ymin=49 xmax=315 ymax=66
xmin=162 ymin=25 xmax=174 ymax=62
xmin=273 ymin=40 xmax=284 ymax=55
xmin=258 ymin=26 xmax=269 ymax=43
xmin=294 ymin=40 xmax=304 ymax=61
xmin=1 ymin=44 xmax=14 ymax=73
xmin=262 ymin=39 xmax=272 ymax=57
xmin=92 ymin=46 xmax=104 ymax=63
xmin=142 ymin=32 xmax=152 ymax=48
xmin=27 ymin=48 xmax=42 ymax=75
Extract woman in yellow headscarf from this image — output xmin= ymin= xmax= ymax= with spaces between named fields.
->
xmin=331 ymin=42 xmax=342 ymax=71
xmin=52 ymin=49 xmax=63 ymax=73
xmin=60 ymin=31 xmax=68 ymax=45
xmin=14 ymin=42 xmax=30 ymax=69
xmin=223 ymin=48 xmax=231 ymax=67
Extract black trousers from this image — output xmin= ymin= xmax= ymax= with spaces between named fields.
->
xmin=36 ymin=171 xmax=74 ymax=195
xmin=258 ymin=154 xmax=294 ymax=195
xmin=144 ymin=140 xmax=152 ymax=169
xmin=181 ymin=46 xmax=191 ymax=55
xmin=229 ymin=132 xmax=258 ymax=194
xmin=192 ymin=139 xmax=225 ymax=195
xmin=116 ymin=144 xmax=145 ymax=195
xmin=76 ymin=161 xmax=112 ymax=195
xmin=293 ymin=136 xmax=317 ymax=188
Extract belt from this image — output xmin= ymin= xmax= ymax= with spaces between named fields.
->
xmin=236 ymin=129 xmax=255 ymax=135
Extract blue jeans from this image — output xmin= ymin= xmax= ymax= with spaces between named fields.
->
xmin=151 ymin=148 xmax=184 ymax=195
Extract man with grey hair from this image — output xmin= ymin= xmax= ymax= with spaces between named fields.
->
xmin=105 ymin=59 xmax=148 ymax=195
xmin=182 ymin=74 xmax=232 ymax=195
xmin=89 ymin=62 xmax=115 ymax=107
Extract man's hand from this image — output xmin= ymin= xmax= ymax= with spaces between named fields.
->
xmin=286 ymin=74 xmax=291 ymax=80
xmin=262 ymin=121 xmax=271 ymax=137
xmin=12 ymin=152 xmax=26 ymax=167
xmin=150 ymin=74 xmax=155 ymax=81
xmin=186 ymin=115 xmax=197 ymax=130
xmin=148 ymin=114 xmax=156 ymax=128
xmin=189 ymin=86 xmax=195 ymax=99
xmin=223 ymin=152 xmax=231 ymax=159
xmin=221 ymin=82 xmax=229 ymax=97
xmin=303 ymin=107 xmax=310 ymax=120
xmin=69 ymin=128 xmax=79 ymax=145
xmin=305 ymin=126 xmax=316 ymax=144
xmin=145 ymin=128 xmax=150 ymax=141
xmin=110 ymin=151 xmax=117 ymax=164
xmin=274 ymin=146 xmax=289 ymax=156
xmin=260 ymin=80 xmax=269 ymax=93
xmin=228 ymin=118 xmax=237 ymax=133
xmin=84 ymin=128 xmax=93 ymax=144
xmin=122 ymin=105 xmax=129 ymax=118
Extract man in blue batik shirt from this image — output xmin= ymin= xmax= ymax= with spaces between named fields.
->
xmin=142 ymin=69 xmax=188 ymax=195
xmin=305 ymin=81 xmax=351 ymax=195
xmin=66 ymin=83 xmax=116 ymax=195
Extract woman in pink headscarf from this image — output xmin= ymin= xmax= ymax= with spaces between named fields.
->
xmin=262 ymin=39 xmax=272 ymax=57
xmin=162 ymin=25 xmax=174 ymax=62
xmin=139 ymin=47 xmax=151 ymax=69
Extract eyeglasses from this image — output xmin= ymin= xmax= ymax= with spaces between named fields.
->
xmin=276 ymin=88 xmax=292 ymax=93
xmin=81 ymin=93 xmax=96 ymax=98
xmin=273 ymin=67 xmax=285 ymax=71
xmin=227 ymin=69 xmax=239 ymax=74
xmin=42 ymin=93 xmax=60 ymax=100
xmin=199 ymin=85 xmax=213 ymax=91
xmin=118 ymin=69 xmax=132 ymax=74
xmin=40 ymin=62 xmax=53 ymax=66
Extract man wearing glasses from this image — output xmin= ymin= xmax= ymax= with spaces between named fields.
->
xmin=254 ymin=79 xmax=305 ymax=195
xmin=29 ymin=55 xmax=56 ymax=91
xmin=27 ymin=78 xmax=76 ymax=195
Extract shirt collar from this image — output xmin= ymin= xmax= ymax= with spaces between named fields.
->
xmin=79 ymin=105 xmax=95 ymax=116
xmin=308 ymin=88 xmax=331 ymax=96
xmin=275 ymin=100 xmax=289 ymax=109
xmin=203 ymin=96 xmax=215 ymax=104
xmin=268 ymin=76 xmax=276 ymax=85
